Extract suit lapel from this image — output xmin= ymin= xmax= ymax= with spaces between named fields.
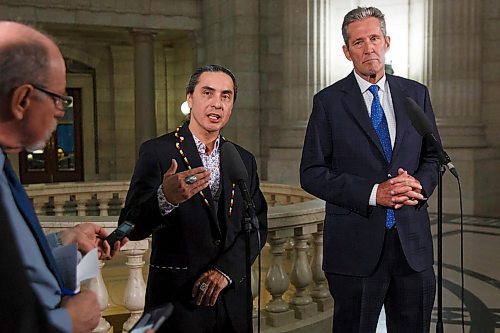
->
xmin=386 ymin=75 xmax=412 ymax=161
xmin=177 ymin=124 xmax=222 ymax=236
xmin=220 ymin=139 xmax=243 ymax=242
xmin=341 ymin=72 xmax=387 ymax=160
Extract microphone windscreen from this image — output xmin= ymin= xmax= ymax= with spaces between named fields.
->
xmin=221 ymin=142 xmax=248 ymax=183
xmin=404 ymin=97 xmax=433 ymax=136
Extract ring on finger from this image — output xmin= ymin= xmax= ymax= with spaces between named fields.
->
xmin=199 ymin=282 xmax=208 ymax=292
xmin=185 ymin=175 xmax=197 ymax=185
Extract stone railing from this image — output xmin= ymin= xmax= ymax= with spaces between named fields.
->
xmin=28 ymin=181 xmax=331 ymax=332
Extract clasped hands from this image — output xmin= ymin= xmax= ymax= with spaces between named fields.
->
xmin=377 ymin=168 xmax=425 ymax=209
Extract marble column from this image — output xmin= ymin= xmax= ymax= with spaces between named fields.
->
xmin=427 ymin=0 xmax=500 ymax=216
xmin=428 ymin=0 xmax=485 ymax=148
xmin=132 ymin=30 xmax=157 ymax=157
xmin=267 ymin=0 xmax=330 ymax=184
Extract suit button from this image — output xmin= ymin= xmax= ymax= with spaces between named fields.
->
xmin=214 ymin=240 xmax=221 ymax=246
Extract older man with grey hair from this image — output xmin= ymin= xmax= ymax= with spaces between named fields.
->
xmin=0 ymin=21 xmax=121 ymax=333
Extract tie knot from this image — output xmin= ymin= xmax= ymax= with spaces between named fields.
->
xmin=368 ymin=85 xmax=379 ymax=96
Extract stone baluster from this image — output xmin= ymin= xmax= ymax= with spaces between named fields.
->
xmin=290 ymin=225 xmax=317 ymax=319
xmin=53 ymin=195 xmax=67 ymax=216
xmin=310 ymin=227 xmax=332 ymax=312
xmin=264 ymin=230 xmax=295 ymax=327
xmin=122 ymin=240 xmax=149 ymax=333
xmin=87 ymin=261 xmax=112 ymax=333
xmin=76 ymin=194 xmax=92 ymax=216
xmin=251 ymin=266 xmax=258 ymax=318
xmin=32 ymin=196 xmax=45 ymax=215
xmin=96 ymin=193 xmax=112 ymax=216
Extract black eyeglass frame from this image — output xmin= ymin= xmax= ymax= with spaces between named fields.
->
xmin=31 ymin=84 xmax=73 ymax=111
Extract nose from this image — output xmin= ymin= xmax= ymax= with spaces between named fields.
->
xmin=213 ymin=97 xmax=222 ymax=109
xmin=363 ymin=40 xmax=374 ymax=54
xmin=54 ymin=109 xmax=65 ymax=118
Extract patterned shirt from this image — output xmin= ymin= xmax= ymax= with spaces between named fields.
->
xmin=157 ymin=135 xmax=221 ymax=216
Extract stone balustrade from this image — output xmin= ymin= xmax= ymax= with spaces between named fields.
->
xmin=30 ymin=182 xmax=331 ymax=332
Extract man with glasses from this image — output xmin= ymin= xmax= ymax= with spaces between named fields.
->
xmin=32 ymin=84 xmax=74 ymax=111
xmin=0 ymin=21 xmax=121 ymax=332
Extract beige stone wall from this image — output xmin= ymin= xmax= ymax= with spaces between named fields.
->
xmin=482 ymin=0 xmax=500 ymax=147
xmin=199 ymin=0 xmax=262 ymax=161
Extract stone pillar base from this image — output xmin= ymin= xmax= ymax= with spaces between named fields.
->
xmin=265 ymin=309 xmax=295 ymax=327
xmin=290 ymin=302 xmax=318 ymax=320
xmin=427 ymin=147 xmax=500 ymax=217
xmin=314 ymin=297 xmax=333 ymax=312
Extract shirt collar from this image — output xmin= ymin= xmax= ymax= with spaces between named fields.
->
xmin=192 ymin=134 xmax=220 ymax=155
xmin=353 ymin=70 xmax=387 ymax=94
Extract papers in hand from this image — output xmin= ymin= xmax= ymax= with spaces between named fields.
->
xmin=52 ymin=245 xmax=100 ymax=293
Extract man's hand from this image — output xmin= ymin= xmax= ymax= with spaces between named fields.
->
xmin=162 ymin=159 xmax=210 ymax=205
xmin=192 ymin=269 xmax=229 ymax=306
xmin=62 ymin=290 xmax=100 ymax=333
xmin=377 ymin=168 xmax=425 ymax=209
xmin=59 ymin=223 xmax=121 ymax=259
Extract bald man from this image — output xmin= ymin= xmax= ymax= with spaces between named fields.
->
xmin=0 ymin=21 xmax=120 ymax=333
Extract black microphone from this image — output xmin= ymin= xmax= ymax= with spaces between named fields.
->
xmin=404 ymin=97 xmax=459 ymax=178
xmin=221 ymin=142 xmax=259 ymax=229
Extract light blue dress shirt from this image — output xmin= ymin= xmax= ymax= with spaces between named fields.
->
xmin=0 ymin=150 xmax=72 ymax=333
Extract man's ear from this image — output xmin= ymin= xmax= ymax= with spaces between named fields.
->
xmin=342 ymin=45 xmax=352 ymax=61
xmin=9 ymin=84 xmax=33 ymax=120
xmin=186 ymin=93 xmax=193 ymax=109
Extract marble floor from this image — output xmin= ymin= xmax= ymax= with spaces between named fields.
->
xmin=376 ymin=213 xmax=500 ymax=333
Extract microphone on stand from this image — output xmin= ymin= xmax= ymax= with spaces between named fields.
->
xmin=220 ymin=142 xmax=259 ymax=229
xmin=404 ymin=97 xmax=459 ymax=179
xmin=221 ymin=141 xmax=262 ymax=333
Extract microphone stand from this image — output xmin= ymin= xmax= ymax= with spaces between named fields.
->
xmin=436 ymin=163 xmax=445 ymax=333
xmin=243 ymin=212 xmax=253 ymax=333
xmin=240 ymin=181 xmax=260 ymax=333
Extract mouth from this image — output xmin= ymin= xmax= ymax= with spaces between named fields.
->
xmin=363 ymin=58 xmax=378 ymax=64
xmin=207 ymin=113 xmax=222 ymax=121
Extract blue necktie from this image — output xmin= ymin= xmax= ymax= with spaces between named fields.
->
xmin=3 ymin=156 xmax=64 ymax=287
xmin=368 ymin=85 xmax=395 ymax=229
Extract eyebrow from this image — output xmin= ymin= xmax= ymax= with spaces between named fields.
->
xmin=201 ymin=86 xmax=233 ymax=95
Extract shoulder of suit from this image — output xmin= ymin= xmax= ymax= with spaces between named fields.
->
xmin=386 ymin=74 xmax=428 ymax=91
xmin=314 ymin=73 xmax=355 ymax=100
xmin=138 ymin=130 xmax=178 ymax=152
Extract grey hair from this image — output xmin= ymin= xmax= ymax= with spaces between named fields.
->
xmin=186 ymin=64 xmax=238 ymax=102
xmin=0 ymin=38 xmax=50 ymax=102
xmin=341 ymin=7 xmax=387 ymax=45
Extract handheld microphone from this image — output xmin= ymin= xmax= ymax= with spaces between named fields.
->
xmin=404 ymin=97 xmax=458 ymax=178
xmin=221 ymin=142 xmax=259 ymax=229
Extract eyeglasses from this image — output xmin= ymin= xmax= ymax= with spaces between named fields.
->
xmin=31 ymin=84 xmax=73 ymax=111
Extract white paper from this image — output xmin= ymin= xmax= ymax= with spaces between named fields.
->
xmin=76 ymin=247 xmax=99 ymax=284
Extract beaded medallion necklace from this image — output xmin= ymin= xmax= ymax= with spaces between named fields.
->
xmin=175 ymin=126 xmax=236 ymax=217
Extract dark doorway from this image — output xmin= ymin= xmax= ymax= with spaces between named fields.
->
xmin=19 ymin=88 xmax=84 ymax=184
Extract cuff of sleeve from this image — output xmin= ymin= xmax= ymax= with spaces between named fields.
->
xmin=157 ymin=185 xmax=178 ymax=216
xmin=46 ymin=232 xmax=64 ymax=249
xmin=213 ymin=267 xmax=232 ymax=285
xmin=369 ymin=184 xmax=379 ymax=206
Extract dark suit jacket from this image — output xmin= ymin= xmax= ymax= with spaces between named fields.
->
xmin=119 ymin=123 xmax=267 ymax=330
xmin=300 ymin=72 xmax=440 ymax=277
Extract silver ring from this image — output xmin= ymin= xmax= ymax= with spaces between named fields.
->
xmin=184 ymin=175 xmax=197 ymax=185
xmin=199 ymin=282 xmax=208 ymax=292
